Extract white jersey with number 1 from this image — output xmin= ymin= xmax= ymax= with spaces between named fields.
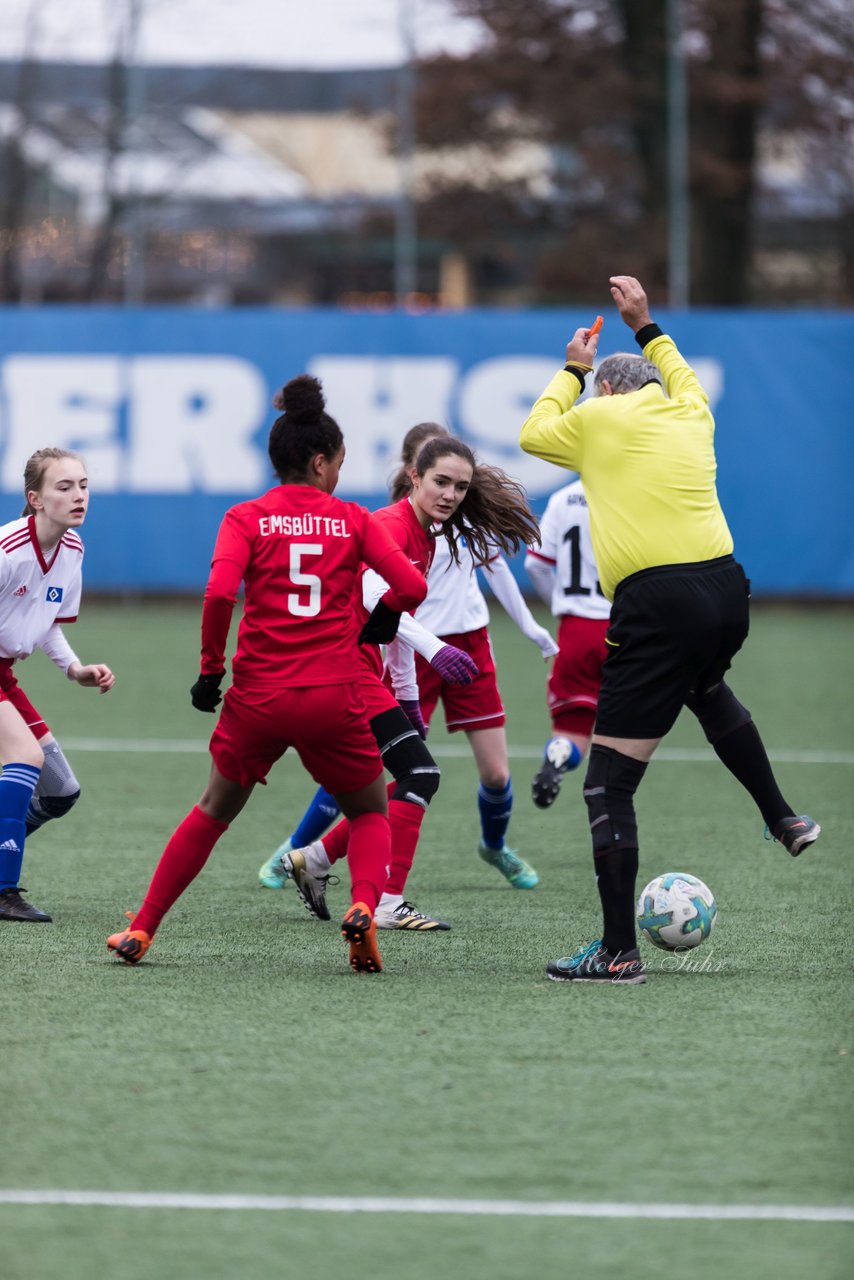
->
xmin=529 ymin=480 xmax=610 ymax=620
xmin=0 ymin=517 xmax=83 ymax=661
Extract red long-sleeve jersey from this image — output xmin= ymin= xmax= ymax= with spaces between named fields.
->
xmin=200 ymin=485 xmax=427 ymax=688
xmin=356 ymin=497 xmax=436 ymax=683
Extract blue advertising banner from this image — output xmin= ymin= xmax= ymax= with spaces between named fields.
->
xmin=0 ymin=306 xmax=851 ymax=595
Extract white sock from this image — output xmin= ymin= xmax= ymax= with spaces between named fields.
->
xmin=546 ymin=736 xmax=573 ymax=769
xmin=306 ymin=839 xmax=331 ymax=873
xmin=378 ymin=891 xmax=403 ymax=910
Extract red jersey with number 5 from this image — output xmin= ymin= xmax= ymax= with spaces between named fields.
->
xmin=201 ymin=484 xmax=427 ymax=688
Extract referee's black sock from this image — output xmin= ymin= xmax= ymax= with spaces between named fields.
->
xmin=583 ymin=745 xmax=647 ymax=955
xmin=711 ymin=721 xmax=795 ymax=829
xmin=596 ymin=846 xmax=640 ymax=956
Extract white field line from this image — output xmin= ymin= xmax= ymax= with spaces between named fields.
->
xmin=58 ymin=738 xmax=854 ymax=765
xmin=0 ymin=1190 xmax=852 ymax=1222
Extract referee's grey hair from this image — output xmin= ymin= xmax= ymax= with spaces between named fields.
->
xmin=594 ymin=353 xmax=663 ymax=396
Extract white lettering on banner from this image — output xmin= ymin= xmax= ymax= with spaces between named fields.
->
xmin=2 ymin=357 xmax=124 ymax=490
xmin=456 ymin=356 xmax=566 ymax=491
xmin=127 ymin=357 xmax=266 ymax=493
xmin=0 ymin=355 xmax=266 ymax=494
xmin=0 ymin=353 xmax=724 ymax=498
xmin=309 ymin=357 xmax=456 ymax=490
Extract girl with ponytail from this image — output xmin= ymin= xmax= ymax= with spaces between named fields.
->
xmin=107 ymin=375 xmax=427 ymax=975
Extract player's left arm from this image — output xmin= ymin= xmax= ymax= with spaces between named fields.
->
xmin=482 ymin=555 xmax=557 ymax=659
xmin=43 ymin=552 xmax=114 ymax=691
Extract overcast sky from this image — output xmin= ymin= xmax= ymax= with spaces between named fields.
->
xmin=0 ymin=0 xmax=480 ymax=69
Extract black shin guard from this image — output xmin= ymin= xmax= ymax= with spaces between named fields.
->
xmin=583 ymin=745 xmax=647 ymax=857
xmin=583 ymin=745 xmax=647 ymax=954
xmin=371 ymin=707 xmax=441 ymax=810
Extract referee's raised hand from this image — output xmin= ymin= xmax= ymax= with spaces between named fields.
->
xmin=609 ymin=276 xmax=653 ymax=332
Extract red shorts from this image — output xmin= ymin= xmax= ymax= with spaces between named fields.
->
xmin=0 ymin=661 xmax=50 ymax=740
xmin=415 ymin=628 xmax=505 ymax=733
xmin=548 ymin=615 xmax=610 ymax=737
xmin=209 ymin=682 xmax=383 ymax=793
xmin=358 ymin=671 xmax=401 ymax=722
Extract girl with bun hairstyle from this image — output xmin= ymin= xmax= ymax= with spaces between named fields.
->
xmin=107 ymin=376 xmax=427 ymax=974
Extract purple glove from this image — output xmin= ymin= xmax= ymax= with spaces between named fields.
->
xmin=430 ymin=644 xmax=478 ymax=686
xmin=398 ymin=699 xmax=428 ymax=740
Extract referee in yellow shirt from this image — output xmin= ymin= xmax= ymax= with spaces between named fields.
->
xmin=520 ymin=275 xmax=820 ymax=985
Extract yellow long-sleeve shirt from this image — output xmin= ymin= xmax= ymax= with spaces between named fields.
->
xmin=519 ymin=334 xmax=733 ymax=600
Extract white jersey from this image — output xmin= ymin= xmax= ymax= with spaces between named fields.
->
xmin=0 ymin=517 xmax=83 ymax=660
xmin=529 ymin=481 xmax=610 ymax=620
xmin=415 ymin=535 xmax=491 ymax=636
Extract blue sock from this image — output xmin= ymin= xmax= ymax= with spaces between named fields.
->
xmin=478 ymin=779 xmax=513 ymax=851
xmin=0 ymin=763 xmax=42 ymax=890
xmin=291 ymin=785 xmax=341 ymax=848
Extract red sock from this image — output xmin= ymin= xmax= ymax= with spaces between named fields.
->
xmin=384 ymin=798 xmax=425 ymax=896
xmin=132 ymin=805 xmax=229 ymax=937
xmin=323 ymin=782 xmax=396 ymax=866
xmin=347 ymin=811 xmax=391 ymax=913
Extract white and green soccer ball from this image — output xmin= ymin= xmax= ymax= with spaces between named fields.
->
xmin=636 ymin=872 xmax=717 ymax=952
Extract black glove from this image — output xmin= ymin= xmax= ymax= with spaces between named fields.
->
xmin=190 ymin=672 xmax=224 ymax=712
xmin=358 ymin=600 xmax=403 ymax=646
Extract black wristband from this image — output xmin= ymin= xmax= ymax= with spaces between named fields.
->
xmin=634 ymin=322 xmax=663 ymax=349
xmin=563 ymin=364 xmax=588 ymax=391
xmin=358 ymin=600 xmax=402 ymax=646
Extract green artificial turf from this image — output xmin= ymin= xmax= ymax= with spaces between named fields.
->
xmin=3 ymin=602 xmax=852 ymax=1279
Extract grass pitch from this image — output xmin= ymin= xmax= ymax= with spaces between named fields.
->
xmin=3 ymin=601 xmax=853 ymax=1279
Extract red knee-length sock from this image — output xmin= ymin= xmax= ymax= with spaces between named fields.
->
xmin=347 ymin=811 xmax=391 ymax=913
xmin=384 ymin=798 xmax=426 ymax=896
xmin=132 ymin=805 xmax=229 ymax=937
xmin=323 ymin=782 xmax=397 ymax=866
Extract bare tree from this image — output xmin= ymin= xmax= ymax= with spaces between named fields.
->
xmin=418 ymin=0 xmax=853 ymax=303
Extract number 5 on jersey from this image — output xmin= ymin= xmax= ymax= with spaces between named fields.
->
xmin=288 ymin=543 xmax=322 ymax=616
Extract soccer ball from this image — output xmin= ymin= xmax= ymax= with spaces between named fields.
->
xmin=636 ymin=872 xmax=717 ymax=952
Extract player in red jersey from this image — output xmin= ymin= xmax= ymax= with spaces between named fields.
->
xmin=0 ymin=448 xmax=115 ymax=924
xmin=107 ymin=376 xmax=427 ymax=973
xmin=272 ymin=434 xmax=541 ymax=931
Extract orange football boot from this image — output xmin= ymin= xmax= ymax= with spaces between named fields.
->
xmin=107 ymin=912 xmax=153 ymax=966
xmin=341 ymin=901 xmax=382 ymax=973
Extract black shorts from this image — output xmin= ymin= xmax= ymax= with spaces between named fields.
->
xmin=594 ymin=556 xmax=750 ymax=740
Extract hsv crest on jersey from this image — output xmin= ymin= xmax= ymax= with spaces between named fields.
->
xmin=46 ymin=586 xmax=64 ymax=603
